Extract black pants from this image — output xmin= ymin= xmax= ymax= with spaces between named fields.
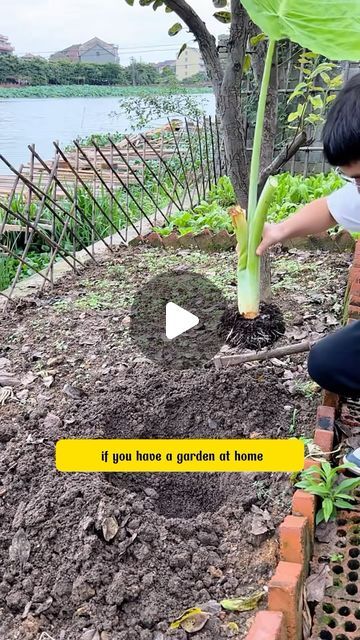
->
xmin=308 ymin=320 xmax=360 ymax=397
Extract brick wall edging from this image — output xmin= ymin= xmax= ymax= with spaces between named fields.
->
xmin=245 ymin=242 xmax=360 ymax=640
xmin=131 ymin=229 xmax=355 ymax=253
xmin=244 ymin=397 xmax=337 ymax=640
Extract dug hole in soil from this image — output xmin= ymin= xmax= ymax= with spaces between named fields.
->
xmin=0 ymin=246 xmax=351 ymax=640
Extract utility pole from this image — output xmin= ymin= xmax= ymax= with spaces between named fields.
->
xmin=131 ymin=57 xmax=136 ymax=86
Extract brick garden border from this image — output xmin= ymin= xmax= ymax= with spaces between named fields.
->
xmin=244 ymin=241 xmax=360 ymax=640
xmin=131 ymin=228 xmax=355 ymax=253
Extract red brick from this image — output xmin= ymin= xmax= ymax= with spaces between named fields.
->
xmin=350 ymin=281 xmax=360 ymax=294
xmin=245 ymin=611 xmax=287 ymax=640
xmin=350 ymin=294 xmax=360 ymax=308
xmin=145 ymin=231 xmax=163 ymax=248
xmin=322 ymin=390 xmax=339 ymax=409
xmin=316 ymin=405 xmax=335 ymax=431
xmin=304 ymin=458 xmax=321 ymax=471
xmin=279 ymin=516 xmax=311 ymax=568
xmin=354 ymin=240 xmax=360 ymax=265
xmin=353 ymin=242 xmax=360 ymax=268
xmin=314 ymin=428 xmax=334 ymax=456
xmin=349 ymin=265 xmax=360 ymax=285
xmin=268 ymin=562 xmax=303 ymax=640
xmin=292 ymin=490 xmax=316 ymax=536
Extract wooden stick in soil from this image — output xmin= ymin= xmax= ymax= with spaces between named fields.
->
xmin=214 ymin=339 xmax=312 ymax=369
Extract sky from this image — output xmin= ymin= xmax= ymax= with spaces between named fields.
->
xmin=2 ymin=0 xmax=228 ymax=66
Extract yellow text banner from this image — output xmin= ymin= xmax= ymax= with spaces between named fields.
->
xmin=56 ymin=438 xmax=304 ymax=473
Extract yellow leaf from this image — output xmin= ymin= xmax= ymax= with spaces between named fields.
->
xmin=170 ymin=607 xmax=203 ymax=629
xmin=220 ymin=589 xmax=264 ymax=612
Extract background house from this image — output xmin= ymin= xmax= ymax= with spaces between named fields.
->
xmin=0 ymin=35 xmax=14 ymax=56
xmin=50 ymin=44 xmax=81 ymax=63
xmin=79 ymin=37 xmax=119 ymax=64
xmin=176 ymin=47 xmax=205 ymax=81
xmin=155 ymin=59 xmax=176 ymax=73
xmin=50 ymin=38 xmax=119 ymax=64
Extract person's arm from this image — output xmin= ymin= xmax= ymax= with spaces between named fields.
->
xmin=257 ymin=197 xmax=336 ymax=256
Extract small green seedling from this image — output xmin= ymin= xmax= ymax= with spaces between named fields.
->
xmin=289 ymin=408 xmax=298 ymax=435
xmin=330 ymin=553 xmax=344 ymax=563
xmin=295 ymin=461 xmax=360 ymax=525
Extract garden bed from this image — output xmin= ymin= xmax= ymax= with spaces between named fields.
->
xmin=0 ymin=245 xmax=351 ymax=640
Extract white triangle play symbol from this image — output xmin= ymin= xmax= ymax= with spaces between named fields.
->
xmin=166 ymin=302 xmax=199 ymax=340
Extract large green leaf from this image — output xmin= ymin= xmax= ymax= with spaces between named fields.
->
xmin=240 ymin=0 xmax=360 ymax=61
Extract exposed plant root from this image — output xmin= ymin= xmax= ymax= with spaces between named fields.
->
xmin=219 ymin=302 xmax=286 ymax=350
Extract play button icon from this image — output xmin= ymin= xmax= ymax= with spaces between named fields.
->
xmin=166 ymin=302 xmax=199 ymax=340
xmin=129 ymin=269 xmax=228 ymax=370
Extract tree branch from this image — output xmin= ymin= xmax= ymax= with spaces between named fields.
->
xmin=259 ymin=130 xmax=309 ymax=190
xmin=163 ymin=0 xmax=223 ymax=92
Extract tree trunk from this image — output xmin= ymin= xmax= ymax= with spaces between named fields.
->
xmin=216 ymin=89 xmax=249 ymax=205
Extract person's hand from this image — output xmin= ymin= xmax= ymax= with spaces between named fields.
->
xmin=256 ymin=223 xmax=283 ymax=256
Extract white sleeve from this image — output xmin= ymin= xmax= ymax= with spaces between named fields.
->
xmin=327 ymin=183 xmax=360 ymax=232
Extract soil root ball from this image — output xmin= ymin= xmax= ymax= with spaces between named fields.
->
xmin=219 ymin=302 xmax=285 ymax=350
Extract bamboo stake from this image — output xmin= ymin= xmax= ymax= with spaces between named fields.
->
xmin=167 ymin=119 xmax=194 ymax=209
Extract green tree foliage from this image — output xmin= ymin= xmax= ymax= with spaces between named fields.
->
xmin=0 ymin=54 xmax=158 ymax=87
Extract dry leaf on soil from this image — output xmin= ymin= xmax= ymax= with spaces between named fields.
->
xmin=118 ymin=532 xmax=137 ymax=557
xmin=305 ymin=563 xmax=331 ymax=602
xmin=170 ymin=607 xmax=210 ymax=633
xmin=250 ymin=505 xmax=274 ymax=536
xmin=102 ymin=516 xmax=119 ymax=542
xmin=21 ymin=371 xmax=37 ymax=387
xmin=220 ymin=589 xmax=264 ymax=612
xmin=9 ymin=528 xmax=31 ymax=567
xmin=80 ymin=630 xmax=101 ymax=640
xmin=315 ymin=521 xmax=334 ymax=544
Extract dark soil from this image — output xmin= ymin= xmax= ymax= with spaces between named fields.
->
xmin=0 ymin=246 xmax=351 ymax=640
xmin=220 ymin=303 xmax=285 ymax=349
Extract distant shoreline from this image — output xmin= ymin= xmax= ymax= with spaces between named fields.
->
xmin=0 ymin=84 xmax=213 ymax=99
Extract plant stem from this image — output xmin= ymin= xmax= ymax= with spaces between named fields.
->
xmin=247 ymin=39 xmax=276 ymax=224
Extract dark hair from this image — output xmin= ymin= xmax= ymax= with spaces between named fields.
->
xmin=323 ymin=72 xmax=360 ymax=166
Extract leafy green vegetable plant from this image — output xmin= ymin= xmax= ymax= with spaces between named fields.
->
xmin=153 ymin=172 xmax=344 ymax=239
xmin=267 ymin=172 xmax=345 ymax=223
xmin=208 ymin=176 xmax=236 ymax=208
xmin=296 ymin=462 xmax=360 ymax=524
xmin=154 ymin=200 xmax=233 ymax=236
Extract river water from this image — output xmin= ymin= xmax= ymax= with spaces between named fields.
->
xmin=0 ymin=93 xmax=215 ymax=175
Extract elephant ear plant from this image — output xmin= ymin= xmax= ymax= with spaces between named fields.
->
xmin=234 ymin=0 xmax=360 ymax=319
